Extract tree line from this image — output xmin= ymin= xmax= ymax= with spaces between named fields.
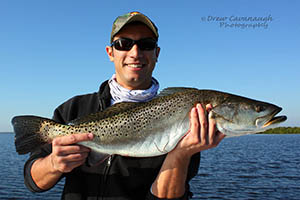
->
xmin=262 ymin=127 xmax=300 ymax=134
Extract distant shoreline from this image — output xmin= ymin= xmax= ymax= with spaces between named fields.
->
xmin=258 ymin=132 xmax=300 ymax=134
xmin=261 ymin=127 xmax=300 ymax=134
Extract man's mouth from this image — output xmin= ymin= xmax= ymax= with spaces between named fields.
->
xmin=126 ymin=64 xmax=144 ymax=68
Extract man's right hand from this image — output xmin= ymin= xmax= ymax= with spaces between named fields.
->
xmin=50 ymin=133 xmax=94 ymax=173
xmin=31 ymin=133 xmax=94 ymax=190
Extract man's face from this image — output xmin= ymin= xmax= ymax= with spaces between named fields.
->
xmin=106 ymin=23 xmax=160 ymax=90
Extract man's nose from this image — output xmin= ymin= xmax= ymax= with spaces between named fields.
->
xmin=128 ymin=44 xmax=142 ymax=58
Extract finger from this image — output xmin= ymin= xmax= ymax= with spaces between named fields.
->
xmin=53 ymin=144 xmax=91 ymax=156
xmin=189 ymin=107 xmax=200 ymax=138
xmin=208 ymin=113 xmax=217 ymax=145
xmin=205 ymin=104 xmax=213 ymax=112
xmin=62 ymin=152 xmax=90 ymax=162
xmin=53 ymin=133 xmax=94 ymax=146
xmin=56 ymin=159 xmax=87 ymax=173
xmin=51 ymin=151 xmax=89 ymax=172
xmin=197 ymin=104 xmax=207 ymax=145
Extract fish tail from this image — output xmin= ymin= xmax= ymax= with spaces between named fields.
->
xmin=11 ymin=115 xmax=57 ymax=154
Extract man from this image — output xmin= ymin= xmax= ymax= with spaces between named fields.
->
xmin=24 ymin=12 xmax=225 ymax=199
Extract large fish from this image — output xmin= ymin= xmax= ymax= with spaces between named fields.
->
xmin=12 ymin=88 xmax=286 ymax=164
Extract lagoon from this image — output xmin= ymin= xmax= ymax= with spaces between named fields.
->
xmin=1 ymin=133 xmax=299 ymax=199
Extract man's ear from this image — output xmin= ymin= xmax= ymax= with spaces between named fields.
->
xmin=155 ymin=46 xmax=160 ymax=62
xmin=106 ymin=46 xmax=114 ymax=62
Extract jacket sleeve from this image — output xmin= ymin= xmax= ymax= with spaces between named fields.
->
xmin=145 ymin=153 xmax=200 ymax=200
xmin=145 ymin=189 xmax=192 ymax=200
xmin=23 ymin=93 xmax=100 ymax=193
xmin=23 ymin=143 xmax=53 ymax=192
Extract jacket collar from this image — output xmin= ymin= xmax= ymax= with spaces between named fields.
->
xmin=97 ymin=80 xmax=112 ymax=111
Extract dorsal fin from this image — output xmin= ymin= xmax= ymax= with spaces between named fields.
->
xmin=157 ymin=87 xmax=198 ymax=97
xmin=69 ymin=102 xmax=142 ymax=125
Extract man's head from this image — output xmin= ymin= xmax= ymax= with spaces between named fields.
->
xmin=106 ymin=12 xmax=160 ymax=90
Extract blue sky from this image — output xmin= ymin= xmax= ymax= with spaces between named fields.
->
xmin=0 ymin=0 xmax=299 ymax=131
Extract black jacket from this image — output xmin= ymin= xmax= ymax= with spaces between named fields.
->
xmin=24 ymin=81 xmax=200 ymax=200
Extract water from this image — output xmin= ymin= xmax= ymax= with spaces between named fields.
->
xmin=1 ymin=133 xmax=299 ymax=200
xmin=190 ymin=134 xmax=300 ymax=199
xmin=0 ymin=133 xmax=64 ymax=200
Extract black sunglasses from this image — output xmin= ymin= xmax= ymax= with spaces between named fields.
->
xmin=111 ymin=38 xmax=157 ymax=51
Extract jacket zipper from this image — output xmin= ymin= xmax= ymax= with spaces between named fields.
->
xmin=100 ymin=155 xmax=113 ymax=200
xmin=99 ymin=93 xmax=113 ymax=199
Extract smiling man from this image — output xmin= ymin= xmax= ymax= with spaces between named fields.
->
xmin=106 ymin=22 xmax=159 ymax=90
xmin=23 ymin=12 xmax=225 ymax=200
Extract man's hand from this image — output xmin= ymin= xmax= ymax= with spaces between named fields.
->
xmin=50 ymin=133 xmax=94 ymax=173
xmin=31 ymin=133 xmax=94 ymax=190
xmin=173 ymin=103 xmax=226 ymax=157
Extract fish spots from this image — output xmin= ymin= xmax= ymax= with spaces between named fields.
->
xmin=40 ymin=89 xmax=198 ymax=145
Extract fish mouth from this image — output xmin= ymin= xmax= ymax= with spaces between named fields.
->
xmin=262 ymin=108 xmax=287 ymax=128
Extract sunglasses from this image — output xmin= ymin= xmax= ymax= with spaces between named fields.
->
xmin=111 ymin=38 xmax=157 ymax=51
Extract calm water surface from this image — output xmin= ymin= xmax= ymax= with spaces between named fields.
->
xmin=190 ymin=134 xmax=300 ymax=199
xmin=1 ymin=133 xmax=299 ymax=199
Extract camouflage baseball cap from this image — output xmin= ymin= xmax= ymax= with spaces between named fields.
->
xmin=110 ymin=11 xmax=159 ymax=43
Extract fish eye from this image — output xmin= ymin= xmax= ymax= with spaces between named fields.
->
xmin=255 ymin=105 xmax=265 ymax=113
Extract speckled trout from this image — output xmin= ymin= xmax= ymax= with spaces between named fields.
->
xmin=12 ymin=88 xmax=286 ymax=163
